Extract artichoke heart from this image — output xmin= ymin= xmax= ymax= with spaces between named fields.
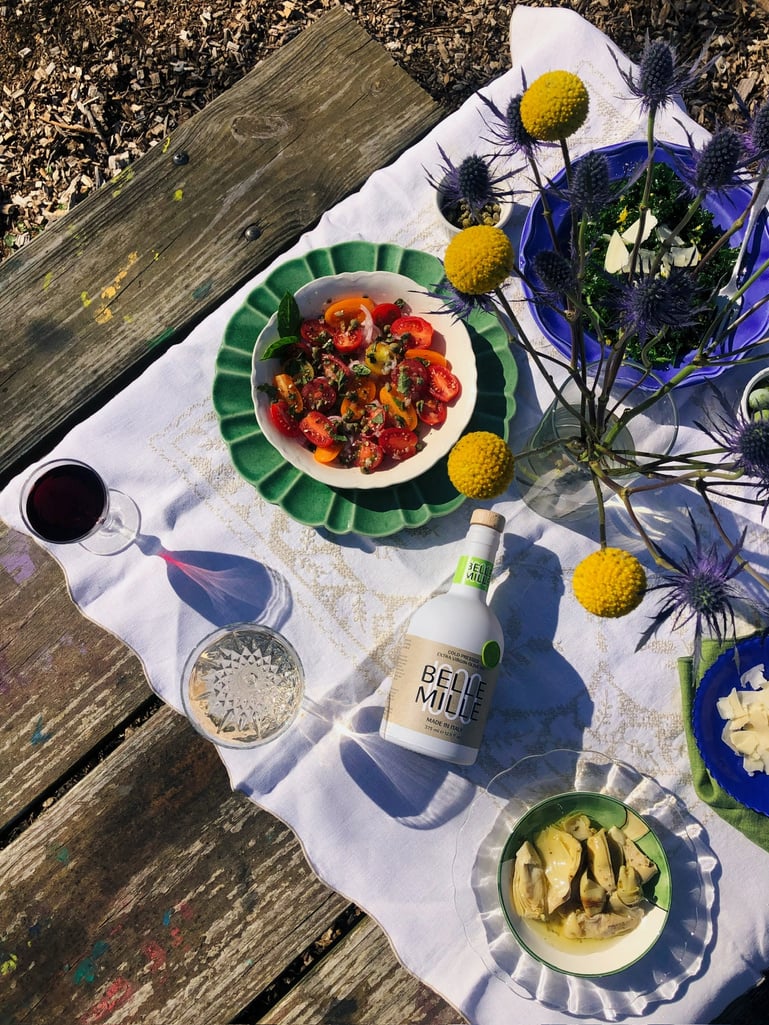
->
xmin=621 ymin=834 xmax=659 ymax=884
xmin=558 ymin=813 xmax=594 ymax=841
xmin=563 ymin=905 xmax=644 ymax=940
xmin=511 ymin=840 xmax=548 ymax=920
xmin=615 ymin=864 xmax=643 ymax=907
xmin=586 ymin=828 xmax=616 ymax=893
xmin=533 ymin=825 xmax=583 ymax=914
xmin=579 ymin=871 xmax=607 ymax=917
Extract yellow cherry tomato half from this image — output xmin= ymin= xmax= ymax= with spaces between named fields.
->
xmin=404 ymin=348 xmax=451 ymax=368
xmin=364 ymin=340 xmax=398 ymax=375
xmin=380 ymin=383 xmax=418 ymax=431
xmin=273 ymin=372 xmax=303 ymax=414
xmin=313 ymin=441 xmax=344 ymax=464
xmin=339 ymin=377 xmax=377 ymax=422
xmin=323 ymin=296 xmax=376 ymax=329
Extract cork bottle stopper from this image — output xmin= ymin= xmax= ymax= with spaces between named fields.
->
xmin=470 ymin=509 xmax=505 ymax=532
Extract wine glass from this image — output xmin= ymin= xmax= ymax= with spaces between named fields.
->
xmin=20 ymin=458 xmax=140 ymax=555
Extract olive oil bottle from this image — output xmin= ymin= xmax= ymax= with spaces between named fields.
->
xmin=380 ymin=509 xmax=505 ymax=765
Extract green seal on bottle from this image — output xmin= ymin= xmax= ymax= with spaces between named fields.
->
xmin=481 ymin=639 xmax=501 ymax=668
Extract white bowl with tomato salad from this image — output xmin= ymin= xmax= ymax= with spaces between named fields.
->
xmin=251 ymin=271 xmax=477 ymax=489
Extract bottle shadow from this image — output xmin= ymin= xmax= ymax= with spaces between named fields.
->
xmin=135 ymin=533 xmax=292 ymax=630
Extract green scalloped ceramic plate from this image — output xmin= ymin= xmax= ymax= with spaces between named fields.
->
xmin=212 ymin=241 xmax=517 ymax=536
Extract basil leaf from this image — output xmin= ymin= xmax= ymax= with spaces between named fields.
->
xmin=277 ymin=291 xmax=301 ymax=337
xmin=260 ymin=335 xmax=299 ymax=360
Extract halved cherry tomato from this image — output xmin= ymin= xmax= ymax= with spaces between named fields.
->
xmin=358 ymin=401 xmax=387 ymax=438
xmin=390 ymin=358 xmax=430 ymax=401
xmin=405 ymin=347 xmax=451 ymax=368
xmin=300 ymin=318 xmax=332 ymax=345
xmin=299 ymin=411 xmax=338 ymax=448
xmin=371 ymin=302 xmax=402 ymax=329
xmin=348 ymin=377 xmax=377 ymax=403
xmin=340 ymin=378 xmax=378 ymax=422
xmin=379 ymin=426 xmax=419 ymax=461
xmin=379 ymin=382 xmax=418 ymax=431
xmin=273 ymin=372 xmax=304 ymax=415
xmin=417 ymin=395 xmax=448 ymax=426
xmin=390 ymin=315 xmax=434 ymax=348
xmin=269 ymin=399 xmax=302 ymax=438
xmin=428 ymin=364 xmax=461 ymax=402
xmin=301 ymin=377 xmax=336 ymax=413
xmin=313 ymin=441 xmax=344 ymax=464
xmin=332 ymin=325 xmax=365 ymax=353
xmin=339 ymin=438 xmax=384 ymax=473
xmin=363 ymin=340 xmax=398 ymax=376
xmin=323 ymin=296 xmax=376 ymax=329
xmin=320 ymin=353 xmax=356 ymax=390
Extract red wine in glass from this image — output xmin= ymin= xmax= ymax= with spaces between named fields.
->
xmin=20 ymin=459 xmax=140 ymax=555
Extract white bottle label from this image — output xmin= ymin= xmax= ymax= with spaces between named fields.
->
xmin=383 ymin=633 xmax=501 ymax=750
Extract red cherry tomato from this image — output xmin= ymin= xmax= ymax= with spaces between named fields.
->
xmin=371 ymin=302 xmax=402 ymax=329
xmin=299 ymin=411 xmax=338 ymax=448
xmin=417 ymin=395 xmax=448 ymax=426
xmin=332 ymin=325 xmax=365 ymax=354
xmin=390 ymin=358 xmax=430 ymax=401
xmin=358 ymin=401 xmax=388 ymax=438
xmin=300 ymin=318 xmax=331 ymax=345
xmin=390 ymin=315 xmax=434 ymax=348
xmin=320 ymin=353 xmax=356 ymax=390
xmin=339 ymin=438 xmax=384 ymax=472
xmin=379 ymin=427 xmax=419 ymax=461
xmin=301 ymin=377 xmax=337 ymax=413
xmin=269 ymin=400 xmax=302 ymax=438
xmin=428 ymin=364 xmax=461 ymax=402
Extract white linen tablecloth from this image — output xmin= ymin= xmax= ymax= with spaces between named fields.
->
xmin=3 ymin=7 xmax=769 ymax=1022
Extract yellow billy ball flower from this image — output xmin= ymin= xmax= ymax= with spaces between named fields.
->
xmin=520 ymin=70 xmax=589 ymax=142
xmin=444 ymin=225 xmax=514 ymax=296
xmin=447 ymin=431 xmax=515 ymax=499
xmin=573 ymin=547 xmax=647 ymax=618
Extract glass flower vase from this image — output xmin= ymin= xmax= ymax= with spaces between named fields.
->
xmin=514 ymin=363 xmax=679 ymax=523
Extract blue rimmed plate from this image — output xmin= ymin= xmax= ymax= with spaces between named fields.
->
xmin=692 ymin=635 xmax=769 ymax=816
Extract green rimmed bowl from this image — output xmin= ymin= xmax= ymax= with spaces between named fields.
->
xmin=212 ymin=241 xmax=517 ymax=536
xmin=498 ymin=791 xmax=671 ymax=978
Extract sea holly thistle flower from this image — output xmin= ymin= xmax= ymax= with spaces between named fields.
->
xmin=426 ymin=145 xmax=514 ymax=227
xmin=531 ymin=250 xmax=578 ymax=301
xmin=609 ymin=36 xmax=701 ymax=116
xmin=612 ymin=268 xmax=708 ymax=346
xmin=479 ymin=90 xmax=540 ymax=162
xmin=424 ymin=277 xmax=498 ymax=322
xmin=699 ymin=398 xmax=769 ymax=506
xmin=691 ymin=127 xmax=744 ymax=194
xmin=567 ymin=150 xmax=614 ymax=218
xmin=519 ymin=70 xmax=589 ymax=142
xmin=639 ymin=514 xmax=747 ymax=663
xmin=745 ymin=98 xmax=769 ymax=162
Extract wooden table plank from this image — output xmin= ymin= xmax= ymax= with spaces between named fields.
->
xmin=253 ymin=915 xmax=464 ymax=1025
xmin=0 ymin=6 xmax=442 ymax=486
xmin=0 ymin=705 xmax=351 ymax=1024
xmin=0 ymin=523 xmax=151 ymax=830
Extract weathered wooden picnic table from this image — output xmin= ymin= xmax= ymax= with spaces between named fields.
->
xmin=0 ymin=8 xmax=767 ymax=1023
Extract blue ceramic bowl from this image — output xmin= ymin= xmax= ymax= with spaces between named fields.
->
xmin=518 ymin=140 xmax=769 ymax=386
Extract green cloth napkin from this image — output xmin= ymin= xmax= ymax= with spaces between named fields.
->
xmin=678 ymin=637 xmax=769 ymax=854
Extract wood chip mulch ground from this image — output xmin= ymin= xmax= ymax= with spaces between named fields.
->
xmin=1 ymin=0 xmax=769 ymax=260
